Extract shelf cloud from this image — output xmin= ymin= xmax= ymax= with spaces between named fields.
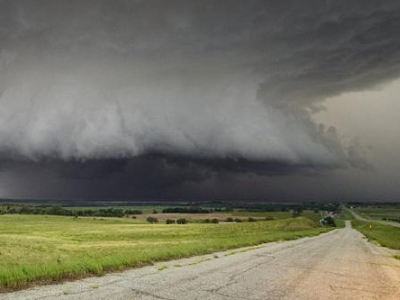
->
xmin=0 ymin=0 xmax=399 ymax=199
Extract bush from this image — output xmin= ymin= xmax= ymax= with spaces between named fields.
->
xmin=124 ymin=209 xmax=142 ymax=215
xmin=226 ymin=217 xmax=234 ymax=222
xmin=235 ymin=218 xmax=243 ymax=223
xmin=264 ymin=216 xmax=274 ymax=221
xmin=176 ymin=218 xmax=187 ymax=224
xmin=146 ymin=217 xmax=158 ymax=224
xmin=322 ymin=216 xmax=336 ymax=227
xmin=248 ymin=217 xmax=256 ymax=222
xmin=203 ymin=219 xmax=211 ymax=223
xmin=292 ymin=211 xmax=302 ymax=218
xmin=162 ymin=207 xmax=210 ymax=214
xmin=166 ymin=219 xmax=176 ymax=224
xmin=211 ymin=218 xmax=219 ymax=224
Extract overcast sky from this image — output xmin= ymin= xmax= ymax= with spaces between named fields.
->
xmin=0 ymin=0 xmax=399 ymax=201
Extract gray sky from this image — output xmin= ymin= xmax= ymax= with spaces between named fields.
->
xmin=0 ymin=0 xmax=399 ymax=201
xmin=314 ymin=79 xmax=400 ymax=201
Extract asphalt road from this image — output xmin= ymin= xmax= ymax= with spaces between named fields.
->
xmin=2 ymin=222 xmax=400 ymax=300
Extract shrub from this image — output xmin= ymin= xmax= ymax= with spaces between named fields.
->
xmin=248 ymin=217 xmax=256 ymax=222
xmin=322 ymin=216 xmax=336 ymax=227
xmin=146 ymin=217 xmax=158 ymax=224
xmin=226 ymin=217 xmax=234 ymax=222
xmin=203 ymin=219 xmax=211 ymax=223
xmin=235 ymin=218 xmax=243 ymax=223
xmin=264 ymin=216 xmax=274 ymax=221
xmin=124 ymin=209 xmax=142 ymax=215
xmin=162 ymin=207 xmax=210 ymax=214
xmin=176 ymin=218 xmax=187 ymax=224
xmin=292 ymin=211 xmax=302 ymax=218
xmin=211 ymin=218 xmax=219 ymax=224
xmin=166 ymin=219 xmax=176 ymax=224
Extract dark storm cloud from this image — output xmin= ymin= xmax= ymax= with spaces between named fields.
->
xmin=0 ymin=155 xmax=331 ymax=199
xmin=0 ymin=0 xmax=399 ymax=198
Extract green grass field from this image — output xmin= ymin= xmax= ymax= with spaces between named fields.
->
xmin=0 ymin=214 xmax=330 ymax=291
xmin=342 ymin=207 xmax=400 ymax=251
xmin=353 ymin=207 xmax=400 ymax=221
xmin=232 ymin=211 xmax=292 ymax=218
xmin=232 ymin=210 xmax=322 ymax=223
xmin=352 ymin=220 xmax=400 ymax=250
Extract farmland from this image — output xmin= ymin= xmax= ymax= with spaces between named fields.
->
xmin=0 ymin=213 xmax=331 ymax=292
xmin=0 ymin=200 xmax=333 ymax=224
xmin=353 ymin=207 xmax=400 ymax=223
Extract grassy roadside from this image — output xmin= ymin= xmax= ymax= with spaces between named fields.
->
xmin=342 ymin=207 xmax=400 ymax=252
xmin=352 ymin=220 xmax=400 ymax=250
xmin=0 ymin=214 xmax=331 ymax=292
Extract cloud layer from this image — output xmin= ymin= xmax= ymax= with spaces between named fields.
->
xmin=0 ymin=0 xmax=399 ymax=198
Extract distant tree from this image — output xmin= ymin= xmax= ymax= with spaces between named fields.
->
xmin=166 ymin=219 xmax=176 ymax=224
xmin=203 ymin=219 xmax=211 ymax=223
xmin=226 ymin=217 xmax=234 ymax=222
xmin=153 ymin=209 xmax=158 ymax=214
xmin=291 ymin=211 xmax=302 ymax=218
xmin=177 ymin=218 xmax=187 ymax=224
xmin=146 ymin=216 xmax=158 ymax=224
xmin=162 ymin=207 xmax=210 ymax=214
xmin=235 ymin=218 xmax=243 ymax=223
xmin=211 ymin=218 xmax=219 ymax=224
xmin=322 ymin=216 xmax=336 ymax=227
xmin=124 ymin=209 xmax=142 ymax=215
xmin=97 ymin=208 xmax=124 ymax=217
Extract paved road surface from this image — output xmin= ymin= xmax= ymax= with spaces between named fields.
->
xmin=346 ymin=207 xmax=400 ymax=227
xmin=1 ymin=222 xmax=400 ymax=300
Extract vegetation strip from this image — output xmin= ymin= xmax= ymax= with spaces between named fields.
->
xmin=352 ymin=220 xmax=400 ymax=250
xmin=342 ymin=207 xmax=400 ymax=251
xmin=0 ymin=215 xmax=331 ymax=292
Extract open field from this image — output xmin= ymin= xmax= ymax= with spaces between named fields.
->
xmin=0 ymin=214 xmax=330 ymax=292
xmin=232 ymin=211 xmax=292 ymax=218
xmin=351 ymin=220 xmax=400 ymax=250
xmin=353 ymin=208 xmax=400 ymax=222
xmin=133 ymin=213 xmax=239 ymax=222
xmin=232 ymin=210 xmax=323 ymax=223
xmin=0 ymin=203 xmax=324 ymax=224
xmin=132 ymin=210 xmax=323 ymax=223
xmin=2 ymin=222 xmax=400 ymax=300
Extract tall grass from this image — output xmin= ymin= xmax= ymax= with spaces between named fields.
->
xmin=0 ymin=214 xmax=330 ymax=291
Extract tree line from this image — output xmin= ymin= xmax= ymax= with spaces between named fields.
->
xmin=161 ymin=207 xmax=231 ymax=214
xmin=0 ymin=205 xmax=142 ymax=218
